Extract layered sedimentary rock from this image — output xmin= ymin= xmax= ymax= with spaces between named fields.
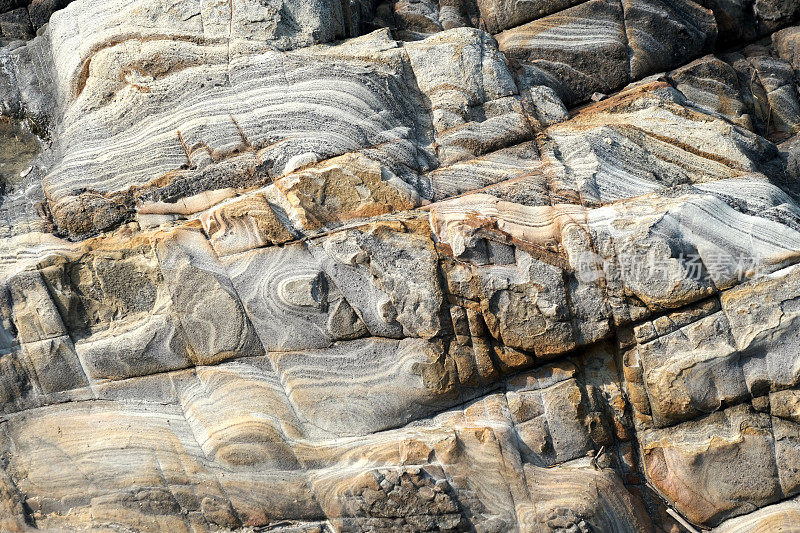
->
xmin=4 ymin=0 xmax=800 ymax=531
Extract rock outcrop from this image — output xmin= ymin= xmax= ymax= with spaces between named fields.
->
xmin=4 ymin=0 xmax=800 ymax=531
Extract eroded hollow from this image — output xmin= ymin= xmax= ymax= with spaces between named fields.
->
xmin=0 ymin=117 xmax=40 ymax=195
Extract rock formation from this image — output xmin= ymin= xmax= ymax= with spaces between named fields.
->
xmin=3 ymin=0 xmax=800 ymax=531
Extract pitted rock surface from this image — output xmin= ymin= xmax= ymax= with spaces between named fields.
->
xmin=4 ymin=0 xmax=800 ymax=532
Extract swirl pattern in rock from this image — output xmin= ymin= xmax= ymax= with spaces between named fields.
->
xmin=5 ymin=0 xmax=800 ymax=531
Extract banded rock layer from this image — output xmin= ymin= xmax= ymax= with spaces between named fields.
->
xmin=5 ymin=0 xmax=800 ymax=532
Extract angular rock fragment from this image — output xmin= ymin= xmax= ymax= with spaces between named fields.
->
xmin=668 ymin=55 xmax=753 ymax=129
xmin=179 ymin=358 xmax=304 ymax=468
xmin=200 ymin=193 xmax=294 ymax=257
xmin=433 ymin=196 xmax=612 ymax=357
xmin=0 ymin=8 xmax=32 ymax=41
xmin=623 ymin=0 xmax=717 ymax=80
xmin=271 ymin=337 xmax=468 ymax=438
xmin=774 ymin=25 xmax=800 ymax=73
xmin=508 ymin=366 xmax=595 ymax=464
xmin=427 ymin=141 xmax=544 ymax=201
xmin=754 ymin=0 xmax=800 ymax=35
xmin=700 ymin=0 xmax=758 ymax=45
xmin=523 ymin=85 xmax=570 ymax=127
xmin=521 ymin=460 xmax=653 ymax=532
xmin=75 ymin=313 xmax=191 ymax=381
xmin=28 ymin=0 xmax=73 ymax=30
xmin=637 ymin=311 xmax=747 ymax=426
xmin=11 ymin=12 xmax=424 ymax=238
xmin=721 ymin=264 xmax=800 ymax=395
xmin=547 ymin=82 xmax=783 ymax=202
xmin=19 ymin=335 xmax=87 ymax=393
xmin=749 ymin=55 xmax=800 ymax=138
xmin=394 ymin=0 xmax=443 ymax=34
xmin=702 ymin=0 xmax=800 ymax=44
xmin=315 ymin=219 xmax=445 ymax=339
xmin=475 ymin=0 xmax=585 ymax=33
xmin=274 ymin=153 xmax=418 ymax=231
xmin=642 ymin=404 xmax=782 ymax=526
xmin=496 ymin=0 xmax=629 ymax=106
xmin=712 ymin=499 xmax=800 ymax=532
xmin=406 ymin=27 xmax=532 ymax=166
xmin=155 ymin=227 xmax=264 ymax=365
xmin=6 ymin=270 xmax=65 ymax=343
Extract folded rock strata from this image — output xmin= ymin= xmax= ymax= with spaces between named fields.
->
xmin=4 ymin=0 xmax=800 ymax=531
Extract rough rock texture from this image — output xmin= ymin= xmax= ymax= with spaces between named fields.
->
xmin=4 ymin=0 xmax=800 ymax=531
xmin=0 ymin=0 xmax=72 ymax=41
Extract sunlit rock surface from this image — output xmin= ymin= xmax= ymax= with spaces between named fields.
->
xmin=4 ymin=0 xmax=800 ymax=531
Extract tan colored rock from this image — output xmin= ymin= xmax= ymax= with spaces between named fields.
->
xmin=638 ymin=312 xmax=748 ymax=427
xmin=3 ymin=0 xmax=800 ymax=530
xmin=200 ymin=193 xmax=294 ymax=257
xmin=713 ymin=499 xmax=800 ymax=532
xmin=275 ymin=153 xmax=417 ymax=231
xmin=642 ymin=404 xmax=782 ymax=527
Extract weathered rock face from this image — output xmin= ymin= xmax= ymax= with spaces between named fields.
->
xmin=0 ymin=0 xmax=71 ymax=42
xmin=5 ymin=0 xmax=800 ymax=531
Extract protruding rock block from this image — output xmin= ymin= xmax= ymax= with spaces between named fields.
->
xmin=496 ymin=0 xmax=629 ymax=106
xmin=623 ymin=0 xmax=717 ymax=80
xmin=155 ymin=227 xmax=264 ymax=365
xmin=642 ymin=405 xmax=782 ymax=527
